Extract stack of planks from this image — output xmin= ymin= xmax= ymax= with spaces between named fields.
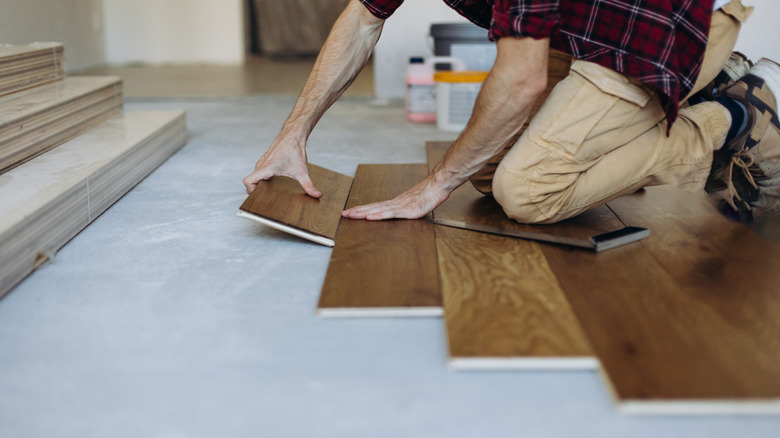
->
xmin=241 ymin=141 xmax=780 ymax=415
xmin=0 ymin=43 xmax=187 ymax=298
xmin=0 ymin=42 xmax=64 ymax=97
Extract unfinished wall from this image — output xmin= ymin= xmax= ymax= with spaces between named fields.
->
xmin=0 ymin=0 xmax=105 ymax=72
xmin=103 ymin=0 xmax=245 ymax=65
xmin=732 ymin=0 xmax=780 ymax=63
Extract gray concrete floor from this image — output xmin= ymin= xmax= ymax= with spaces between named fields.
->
xmin=1 ymin=96 xmax=778 ymax=437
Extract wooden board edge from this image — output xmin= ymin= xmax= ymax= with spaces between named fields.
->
xmin=237 ymin=210 xmax=334 ymax=247
xmin=316 ymin=307 xmax=443 ymax=318
xmin=447 ymin=356 xmax=600 ymax=371
xmin=617 ymin=400 xmax=780 ymax=416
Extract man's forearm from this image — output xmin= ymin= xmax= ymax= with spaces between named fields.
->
xmin=429 ymin=37 xmax=550 ymax=193
xmin=279 ymin=0 xmax=385 ymax=141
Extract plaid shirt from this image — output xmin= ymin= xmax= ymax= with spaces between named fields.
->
xmin=360 ymin=0 xmax=715 ymax=125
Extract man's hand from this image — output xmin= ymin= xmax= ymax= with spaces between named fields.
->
xmin=342 ymin=175 xmax=450 ymax=220
xmin=242 ymin=142 xmax=322 ymax=198
xmin=241 ymin=1 xmax=384 ymax=198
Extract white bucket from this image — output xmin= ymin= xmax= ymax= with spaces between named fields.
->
xmin=433 ymin=71 xmax=489 ymax=132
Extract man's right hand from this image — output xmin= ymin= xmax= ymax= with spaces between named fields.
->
xmin=241 ymin=142 xmax=322 ymax=198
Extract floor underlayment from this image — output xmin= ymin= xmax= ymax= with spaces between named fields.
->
xmin=1 ymin=96 xmax=779 ymax=437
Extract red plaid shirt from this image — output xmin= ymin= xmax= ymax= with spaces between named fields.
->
xmin=360 ymin=0 xmax=715 ymax=125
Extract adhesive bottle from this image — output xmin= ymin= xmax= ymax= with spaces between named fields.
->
xmin=406 ymin=56 xmax=467 ymax=123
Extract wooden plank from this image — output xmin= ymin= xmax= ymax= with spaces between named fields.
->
xmin=426 ymin=141 xmax=596 ymax=369
xmin=0 ymin=76 xmax=123 ymax=172
xmin=238 ymin=164 xmax=352 ymax=247
xmin=317 ymin=164 xmax=442 ymax=317
xmin=0 ymin=110 xmax=187 ymax=298
xmin=537 ymin=186 xmax=780 ymax=414
xmin=0 ymin=42 xmax=65 ymax=97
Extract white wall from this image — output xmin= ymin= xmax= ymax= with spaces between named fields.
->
xmin=103 ymin=0 xmax=245 ymax=65
xmin=373 ymin=0 xmax=468 ymax=99
xmin=0 ymin=0 xmax=106 ymax=72
xmin=732 ymin=0 xmax=780 ymax=64
xmin=373 ymin=0 xmax=780 ymax=99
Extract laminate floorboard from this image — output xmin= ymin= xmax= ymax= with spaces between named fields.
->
xmin=0 ymin=110 xmax=187 ymax=298
xmin=539 ymin=187 xmax=780 ymax=414
xmin=238 ymin=164 xmax=352 ymax=247
xmin=0 ymin=76 xmax=123 ymax=173
xmin=426 ymin=142 xmax=595 ymax=369
xmin=0 ymin=42 xmax=65 ymax=97
xmin=317 ymin=164 xmax=441 ymax=317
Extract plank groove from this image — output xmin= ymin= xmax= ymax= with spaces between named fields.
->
xmin=317 ymin=164 xmax=441 ymax=317
xmin=238 ymin=164 xmax=352 ymax=246
xmin=426 ymin=141 xmax=596 ymax=369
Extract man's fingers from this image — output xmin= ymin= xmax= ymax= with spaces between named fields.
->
xmin=298 ymin=174 xmax=323 ymax=199
xmin=342 ymin=200 xmax=418 ymax=220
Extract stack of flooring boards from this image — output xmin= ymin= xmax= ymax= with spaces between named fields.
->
xmin=240 ymin=141 xmax=780 ymax=415
xmin=0 ymin=43 xmax=187 ymax=297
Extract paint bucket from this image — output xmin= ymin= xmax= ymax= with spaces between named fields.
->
xmin=433 ymin=71 xmax=489 ymax=132
xmin=430 ymin=23 xmax=496 ymax=71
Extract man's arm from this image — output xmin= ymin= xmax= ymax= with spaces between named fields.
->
xmin=342 ymin=36 xmax=550 ymax=219
xmin=242 ymin=0 xmax=385 ymax=196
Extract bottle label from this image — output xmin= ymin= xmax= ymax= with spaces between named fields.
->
xmin=448 ymin=83 xmax=482 ymax=125
xmin=408 ymin=84 xmax=436 ymax=114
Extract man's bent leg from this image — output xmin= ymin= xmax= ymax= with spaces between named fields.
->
xmin=685 ymin=0 xmax=753 ymax=101
xmin=492 ymin=3 xmax=747 ymax=224
xmin=468 ymin=49 xmax=572 ymax=195
xmin=493 ymin=61 xmax=731 ymax=224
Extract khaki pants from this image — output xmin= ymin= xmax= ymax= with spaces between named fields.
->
xmin=475 ymin=1 xmax=753 ymax=224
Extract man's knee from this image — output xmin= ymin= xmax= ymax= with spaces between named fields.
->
xmin=492 ymin=165 xmax=549 ymax=224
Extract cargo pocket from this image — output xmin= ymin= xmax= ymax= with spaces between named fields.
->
xmin=532 ymin=60 xmax=655 ymax=163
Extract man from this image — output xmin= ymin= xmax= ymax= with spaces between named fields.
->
xmin=243 ymin=0 xmax=779 ymax=224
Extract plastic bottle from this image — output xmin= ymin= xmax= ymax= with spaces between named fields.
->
xmin=406 ymin=56 xmax=467 ymax=123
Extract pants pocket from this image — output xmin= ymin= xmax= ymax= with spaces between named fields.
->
xmin=530 ymin=60 xmax=657 ymax=163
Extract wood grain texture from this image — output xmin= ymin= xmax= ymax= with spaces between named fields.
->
xmin=426 ymin=142 xmax=595 ymax=368
xmin=317 ymin=164 xmax=441 ymax=317
xmin=239 ymin=163 xmax=352 ymax=245
xmin=538 ymin=186 xmax=780 ymax=412
xmin=431 ymin=141 xmax=780 ymax=410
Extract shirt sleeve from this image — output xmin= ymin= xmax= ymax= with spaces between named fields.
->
xmin=489 ymin=0 xmax=561 ymax=40
xmin=358 ymin=0 xmax=404 ymax=19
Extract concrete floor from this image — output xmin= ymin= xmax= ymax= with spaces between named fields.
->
xmin=1 ymin=96 xmax=779 ymax=437
xmin=77 ymin=56 xmax=374 ymax=98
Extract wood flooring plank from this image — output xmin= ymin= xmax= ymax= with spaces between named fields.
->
xmin=0 ymin=42 xmax=65 ymax=97
xmin=0 ymin=110 xmax=187 ymax=298
xmin=317 ymin=164 xmax=441 ymax=317
xmin=238 ymin=163 xmax=352 ymax=246
xmin=0 ymin=76 xmax=123 ymax=172
xmin=426 ymin=141 xmax=596 ymax=369
xmin=538 ymin=187 xmax=780 ymax=414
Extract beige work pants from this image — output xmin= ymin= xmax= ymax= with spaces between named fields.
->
xmin=479 ymin=1 xmax=753 ymax=224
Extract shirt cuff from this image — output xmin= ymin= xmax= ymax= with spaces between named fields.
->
xmin=489 ymin=9 xmax=560 ymax=40
xmin=358 ymin=0 xmax=402 ymax=20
